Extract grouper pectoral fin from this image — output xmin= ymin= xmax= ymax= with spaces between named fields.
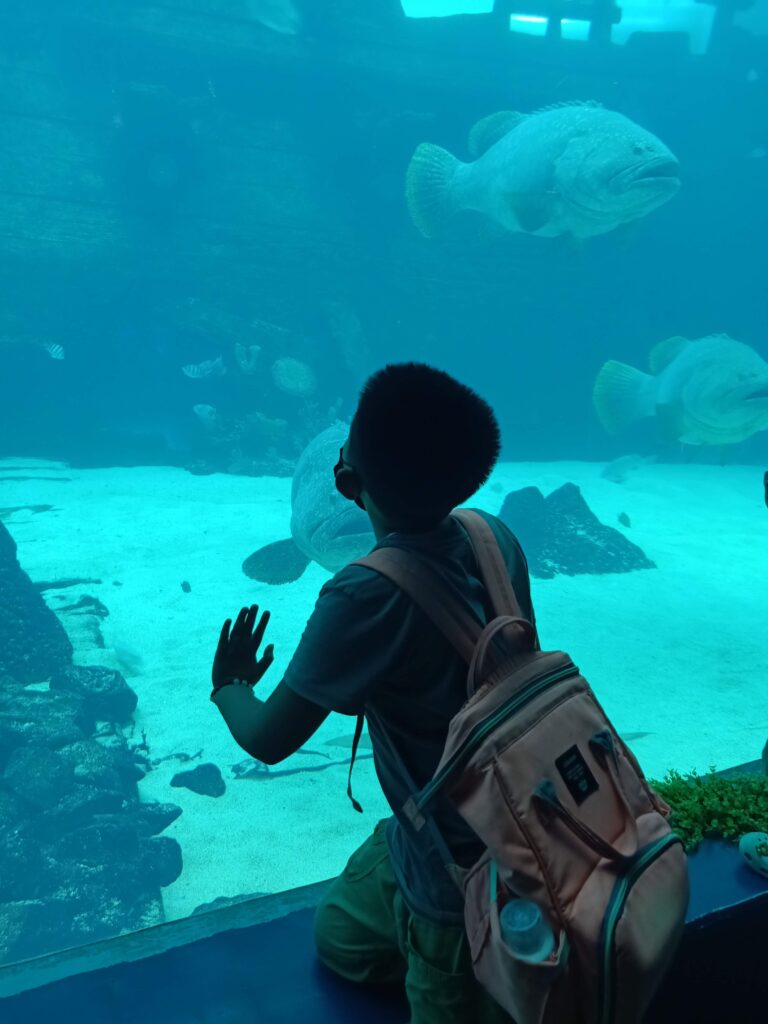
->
xmin=510 ymin=192 xmax=552 ymax=233
xmin=468 ymin=111 xmax=526 ymax=158
xmin=649 ymin=336 xmax=690 ymax=375
xmin=655 ymin=402 xmax=686 ymax=444
xmin=242 ymin=538 xmax=311 ymax=585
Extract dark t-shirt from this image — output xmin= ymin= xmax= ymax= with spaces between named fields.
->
xmin=281 ymin=508 xmax=536 ymax=925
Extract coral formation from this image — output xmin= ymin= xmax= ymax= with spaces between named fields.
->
xmin=650 ymin=767 xmax=768 ymax=851
xmin=271 ymin=355 xmax=317 ymax=396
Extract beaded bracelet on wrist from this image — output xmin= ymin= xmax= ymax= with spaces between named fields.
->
xmin=210 ymin=678 xmax=252 ymax=701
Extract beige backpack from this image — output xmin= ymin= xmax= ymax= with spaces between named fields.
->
xmin=349 ymin=508 xmax=689 ymax=1024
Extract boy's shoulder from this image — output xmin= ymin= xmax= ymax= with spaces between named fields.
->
xmin=461 ymin=507 xmax=525 ymax=559
xmin=324 ymin=508 xmax=525 ymax=592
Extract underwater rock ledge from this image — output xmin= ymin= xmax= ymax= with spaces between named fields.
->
xmin=0 ymin=520 xmax=184 ymax=966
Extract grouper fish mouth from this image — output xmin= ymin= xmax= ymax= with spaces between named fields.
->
xmin=734 ymin=380 xmax=768 ymax=403
xmin=307 ymin=505 xmax=373 ymax=566
xmin=613 ymin=156 xmax=681 ymax=192
xmin=241 ymin=422 xmax=375 ymax=585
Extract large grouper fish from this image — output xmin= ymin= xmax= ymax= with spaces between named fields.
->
xmin=406 ymin=101 xmax=680 ymax=239
xmin=242 ymin=422 xmax=374 ymax=585
xmin=593 ymin=334 xmax=768 ymax=448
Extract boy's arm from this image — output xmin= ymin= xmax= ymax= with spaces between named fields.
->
xmin=212 ymin=680 xmax=330 ymax=764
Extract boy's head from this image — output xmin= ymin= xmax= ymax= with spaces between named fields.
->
xmin=335 ymin=362 xmax=500 ymax=531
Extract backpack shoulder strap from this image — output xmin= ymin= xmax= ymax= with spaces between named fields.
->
xmin=451 ymin=509 xmax=523 ymax=619
xmin=353 ymin=547 xmax=482 ymax=666
xmin=345 ymin=551 xmax=482 ymax=816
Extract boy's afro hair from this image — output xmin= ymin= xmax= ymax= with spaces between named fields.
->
xmin=349 ymin=362 xmax=501 ymax=520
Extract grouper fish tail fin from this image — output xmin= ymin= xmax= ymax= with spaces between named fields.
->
xmin=593 ymin=360 xmax=656 ymax=433
xmin=406 ymin=142 xmax=462 ymax=238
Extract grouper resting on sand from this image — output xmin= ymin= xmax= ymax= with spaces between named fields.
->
xmin=242 ymin=422 xmax=374 ymax=584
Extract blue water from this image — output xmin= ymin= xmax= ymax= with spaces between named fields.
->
xmin=0 ymin=0 xmax=766 ymax=985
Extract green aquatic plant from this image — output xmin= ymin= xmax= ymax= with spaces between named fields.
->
xmin=648 ymin=767 xmax=768 ymax=852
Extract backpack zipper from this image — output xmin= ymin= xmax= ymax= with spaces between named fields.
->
xmin=415 ymin=661 xmax=579 ymax=811
xmin=599 ymin=833 xmax=684 ymax=1023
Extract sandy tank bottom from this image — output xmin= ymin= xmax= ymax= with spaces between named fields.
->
xmin=1 ymin=457 xmax=766 ymax=922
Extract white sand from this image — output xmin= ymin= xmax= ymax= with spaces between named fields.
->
xmin=1 ymin=457 xmax=766 ymax=922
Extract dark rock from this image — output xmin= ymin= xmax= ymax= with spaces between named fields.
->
xmin=140 ymin=835 xmax=183 ymax=888
xmin=55 ymin=594 xmax=110 ymax=618
xmin=3 ymin=745 xmax=77 ymax=811
xmin=52 ymin=820 xmax=142 ymax=865
xmin=181 ymin=580 xmax=191 ymax=592
xmin=0 ymin=681 xmax=89 ymax=765
xmin=498 ymin=483 xmax=655 ymax=579
xmin=170 ymin=762 xmax=226 ymax=797
xmin=58 ymin=739 xmax=128 ymax=793
xmin=0 ymin=526 xmax=185 ymax=969
xmin=50 ymin=826 xmax=181 ymax=888
xmin=0 ymin=826 xmax=46 ymax=901
xmin=42 ymin=783 xmax=129 ymax=832
xmin=50 ymin=664 xmax=138 ymax=724
xmin=0 ymin=521 xmax=73 ymax=683
xmin=0 ymin=901 xmax=52 ymax=964
xmin=43 ymin=830 xmax=182 ymax=895
xmin=131 ymin=801 xmax=184 ymax=837
xmin=0 ymin=886 xmax=165 ymax=964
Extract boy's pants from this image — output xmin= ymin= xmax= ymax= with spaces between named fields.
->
xmin=313 ymin=817 xmax=515 ymax=1024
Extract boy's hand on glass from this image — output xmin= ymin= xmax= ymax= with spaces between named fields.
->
xmin=212 ymin=604 xmax=274 ymax=689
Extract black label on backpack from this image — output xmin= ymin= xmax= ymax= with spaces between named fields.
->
xmin=555 ymin=745 xmax=599 ymax=805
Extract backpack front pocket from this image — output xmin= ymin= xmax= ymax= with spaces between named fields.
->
xmin=463 ymin=852 xmax=574 ymax=1024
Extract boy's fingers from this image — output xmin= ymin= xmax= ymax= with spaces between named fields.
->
xmin=256 ymin=645 xmax=275 ymax=675
xmin=252 ymin=609 xmax=271 ymax=647
xmin=218 ymin=619 xmax=231 ymax=645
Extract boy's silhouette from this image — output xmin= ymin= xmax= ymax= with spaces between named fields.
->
xmin=213 ymin=363 xmax=534 ymax=1022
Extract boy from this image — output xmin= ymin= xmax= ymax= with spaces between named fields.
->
xmin=211 ymin=363 xmax=535 ymax=1023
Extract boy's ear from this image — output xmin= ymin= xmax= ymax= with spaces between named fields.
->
xmin=334 ymin=466 xmax=357 ymax=500
xmin=335 ymin=467 xmax=366 ymax=511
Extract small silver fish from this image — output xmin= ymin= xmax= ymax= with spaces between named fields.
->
xmin=43 ymin=343 xmax=65 ymax=360
xmin=600 ymin=454 xmax=655 ymax=484
xmin=182 ymin=356 xmax=226 ymax=378
xmin=192 ymin=404 xmax=219 ymax=428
